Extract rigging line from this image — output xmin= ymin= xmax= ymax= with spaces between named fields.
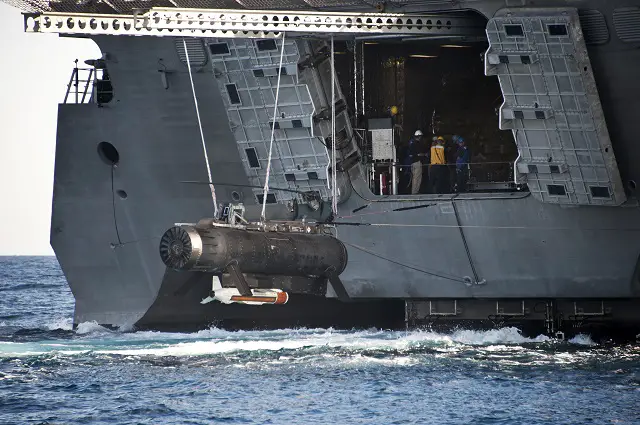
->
xmin=261 ymin=31 xmax=287 ymax=222
xmin=111 ymin=235 xmax=162 ymax=249
xmin=338 ymin=211 xmax=390 ymax=219
xmin=331 ymin=35 xmax=338 ymax=215
xmin=110 ymin=166 xmax=122 ymax=246
xmin=338 ymin=203 xmax=435 ymax=219
xmin=353 ymin=39 xmax=358 ymax=127
xmin=341 ymin=241 xmax=468 ymax=283
xmin=331 ymin=221 xmax=640 ymax=231
xmin=180 ymin=180 xmax=310 ymax=196
xmin=452 ymin=200 xmax=481 ymax=283
xmin=183 ymin=37 xmax=218 ymax=216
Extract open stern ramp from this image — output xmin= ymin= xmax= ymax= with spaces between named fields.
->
xmin=486 ymin=8 xmax=626 ymax=206
xmin=206 ymin=37 xmax=332 ymax=205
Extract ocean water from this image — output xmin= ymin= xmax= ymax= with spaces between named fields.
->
xmin=0 ymin=257 xmax=639 ymax=425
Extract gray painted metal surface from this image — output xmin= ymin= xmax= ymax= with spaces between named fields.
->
xmin=209 ymin=37 xmax=330 ymax=205
xmin=35 ymin=0 xmax=640 ymax=330
xmin=52 ymin=35 xmax=257 ymax=326
xmin=487 ymin=8 xmax=626 ymax=206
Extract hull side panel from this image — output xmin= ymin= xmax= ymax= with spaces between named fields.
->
xmin=48 ymin=2 xmax=640 ymax=331
xmin=52 ymin=35 xmax=252 ymax=326
xmin=338 ymin=183 xmax=640 ymax=299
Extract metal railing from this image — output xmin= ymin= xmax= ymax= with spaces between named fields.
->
xmin=368 ymin=160 xmax=520 ymax=195
xmin=64 ymin=60 xmax=93 ymax=104
xmin=63 ymin=59 xmax=113 ymax=105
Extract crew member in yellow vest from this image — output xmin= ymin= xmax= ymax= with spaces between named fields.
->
xmin=429 ymin=136 xmax=448 ymax=194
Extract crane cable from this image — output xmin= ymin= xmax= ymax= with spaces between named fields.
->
xmin=183 ymin=38 xmax=218 ymax=216
xmin=331 ymin=35 xmax=338 ymax=215
xmin=261 ymin=32 xmax=287 ymax=222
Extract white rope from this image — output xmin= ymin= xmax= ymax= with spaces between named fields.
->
xmin=183 ymin=38 xmax=218 ymax=216
xmin=261 ymin=32 xmax=287 ymax=222
xmin=331 ymin=36 xmax=338 ymax=215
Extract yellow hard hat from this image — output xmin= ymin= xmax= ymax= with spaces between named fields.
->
xmin=390 ymin=105 xmax=398 ymax=115
xmin=437 ymin=136 xmax=445 ymax=141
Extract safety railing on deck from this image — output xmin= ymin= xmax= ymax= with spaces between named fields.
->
xmin=64 ymin=60 xmax=94 ymax=104
xmin=368 ymin=160 xmax=522 ymax=195
xmin=63 ymin=59 xmax=113 ymax=105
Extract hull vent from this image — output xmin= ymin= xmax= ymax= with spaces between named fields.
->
xmin=175 ymin=38 xmax=208 ymax=67
xmin=578 ymin=9 xmax=609 ymax=45
xmin=613 ymin=7 xmax=640 ymax=43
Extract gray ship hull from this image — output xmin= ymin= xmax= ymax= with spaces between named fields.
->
xmin=36 ymin=1 xmax=640 ymax=339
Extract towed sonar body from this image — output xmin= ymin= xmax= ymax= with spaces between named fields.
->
xmin=159 ymin=215 xmax=350 ymax=306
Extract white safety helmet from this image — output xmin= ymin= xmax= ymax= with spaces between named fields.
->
xmin=414 ymin=130 xmax=423 ymax=136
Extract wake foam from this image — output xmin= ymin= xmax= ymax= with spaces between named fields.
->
xmin=568 ymin=334 xmax=596 ymax=346
xmin=448 ymin=327 xmax=550 ymax=345
xmin=0 ymin=326 xmax=599 ymax=360
xmin=45 ymin=318 xmax=73 ymax=331
xmin=75 ymin=321 xmax=111 ymax=335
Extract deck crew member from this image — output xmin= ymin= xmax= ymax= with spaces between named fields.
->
xmin=407 ymin=130 xmax=428 ymax=194
xmin=456 ymin=137 xmax=471 ymax=193
xmin=429 ymin=136 xmax=447 ymax=194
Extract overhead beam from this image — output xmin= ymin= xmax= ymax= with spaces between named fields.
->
xmin=141 ymin=8 xmax=481 ymax=36
xmin=23 ymin=12 xmax=278 ymax=38
xmin=24 ymin=8 xmax=485 ymax=38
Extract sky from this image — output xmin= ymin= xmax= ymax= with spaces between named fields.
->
xmin=0 ymin=3 xmax=100 ymax=255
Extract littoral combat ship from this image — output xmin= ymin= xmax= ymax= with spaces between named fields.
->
xmin=5 ymin=0 xmax=640 ymax=339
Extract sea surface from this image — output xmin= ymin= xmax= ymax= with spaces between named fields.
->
xmin=0 ymin=256 xmax=639 ymax=425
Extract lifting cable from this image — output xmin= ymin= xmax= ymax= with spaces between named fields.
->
xmin=182 ymin=180 xmax=308 ymax=196
xmin=183 ymin=38 xmax=218 ymax=216
xmin=331 ymin=35 xmax=338 ymax=215
xmin=261 ymin=32 xmax=287 ymax=222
